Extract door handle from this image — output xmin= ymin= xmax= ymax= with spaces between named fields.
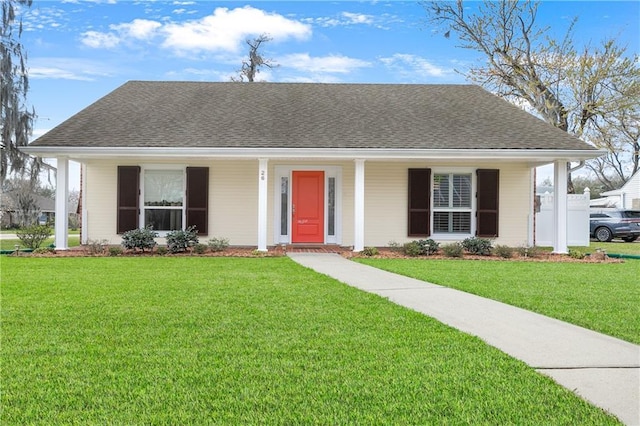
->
xmin=292 ymin=204 xmax=296 ymax=216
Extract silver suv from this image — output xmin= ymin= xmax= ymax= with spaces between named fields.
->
xmin=590 ymin=209 xmax=640 ymax=242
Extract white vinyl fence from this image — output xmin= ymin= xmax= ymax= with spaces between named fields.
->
xmin=535 ymin=188 xmax=590 ymax=247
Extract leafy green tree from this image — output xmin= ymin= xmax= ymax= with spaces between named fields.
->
xmin=1 ymin=0 xmax=41 ymax=184
xmin=423 ymin=0 xmax=640 ymax=191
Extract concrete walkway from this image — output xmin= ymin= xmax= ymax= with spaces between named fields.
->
xmin=288 ymin=253 xmax=640 ymax=425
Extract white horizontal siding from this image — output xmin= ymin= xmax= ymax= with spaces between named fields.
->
xmin=209 ymin=161 xmax=257 ymax=246
xmin=361 ymin=162 xmax=533 ymax=247
xmin=81 ymin=159 xmax=533 ymax=249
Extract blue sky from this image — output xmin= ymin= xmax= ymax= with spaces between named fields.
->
xmin=17 ymin=1 xmax=640 ymax=188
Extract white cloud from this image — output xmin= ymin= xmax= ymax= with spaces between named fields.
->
xmin=79 ymin=6 xmax=311 ymax=55
xmin=111 ymin=19 xmax=162 ymax=40
xmin=29 ymin=58 xmax=116 ymax=81
xmin=341 ymin=12 xmax=374 ymax=25
xmin=380 ymin=54 xmax=449 ymax=78
xmin=308 ymin=11 xmax=387 ymax=28
xmin=29 ymin=67 xmax=94 ymax=81
xmin=81 ymin=30 xmax=121 ymax=48
xmin=81 ymin=19 xmax=161 ymax=48
xmin=282 ymin=53 xmax=371 ymax=74
xmin=162 ymin=6 xmax=311 ymax=53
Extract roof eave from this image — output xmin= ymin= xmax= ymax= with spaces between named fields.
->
xmin=20 ymin=146 xmax=605 ymax=163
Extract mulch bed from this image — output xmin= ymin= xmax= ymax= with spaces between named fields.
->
xmin=16 ymin=246 xmax=622 ymax=263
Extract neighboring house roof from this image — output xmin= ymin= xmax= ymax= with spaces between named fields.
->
xmin=0 ymin=191 xmax=55 ymax=212
xmin=593 ymin=170 xmax=640 ymax=209
xmin=26 ymin=82 xmax=600 ymax=162
xmin=600 ymin=170 xmax=640 ymax=197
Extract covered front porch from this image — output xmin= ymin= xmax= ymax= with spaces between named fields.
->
xmin=48 ymin=153 xmax=576 ymax=254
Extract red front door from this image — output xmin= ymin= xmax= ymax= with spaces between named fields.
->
xmin=292 ymin=171 xmax=325 ymax=243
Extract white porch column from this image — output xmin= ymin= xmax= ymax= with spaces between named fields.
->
xmin=80 ymin=163 xmax=88 ymax=245
xmin=55 ymin=157 xmax=69 ymax=250
xmin=257 ymin=158 xmax=269 ymax=252
xmin=353 ymin=159 xmax=365 ymax=252
xmin=553 ymin=160 xmax=568 ymax=254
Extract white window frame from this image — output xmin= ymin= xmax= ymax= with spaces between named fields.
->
xmin=273 ymin=165 xmax=342 ymax=245
xmin=431 ymin=167 xmax=476 ymax=240
xmin=140 ymin=165 xmax=187 ymax=236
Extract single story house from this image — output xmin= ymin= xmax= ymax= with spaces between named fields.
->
xmin=22 ymin=81 xmax=602 ymax=253
xmin=589 ymin=170 xmax=640 ymax=209
xmin=0 ymin=191 xmax=55 ymax=227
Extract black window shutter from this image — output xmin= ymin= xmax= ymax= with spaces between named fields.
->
xmin=186 ymin=167 xmax=209 ymax=235
xmin=476 ymin=169 xmax=499 ymax=237
xmin=117 ymin=166 xmax=140 ymax=234
xmin=408 ymin=168 xmax=431 ymax=236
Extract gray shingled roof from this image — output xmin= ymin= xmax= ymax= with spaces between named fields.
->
xmin=30 ymin=81 xmax=595 ymax=151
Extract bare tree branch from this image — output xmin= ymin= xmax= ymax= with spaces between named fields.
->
xmin=422 ymin=0 xmax=640 ymax=190
xmin=231 ymin=34 xmax=278 ymax=82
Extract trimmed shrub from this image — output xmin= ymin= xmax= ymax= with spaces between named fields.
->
xmin=193 ymin=243 xmax=207 ymax=254
xmin=166 ymin=226 xmax=198 ymax=253
xmin=86 ymin=239 xmax=109 ymax=255
xmin=441 ymin=242 xmax=464 ymax=258
xmin=207 ymin=237 xmax=230 ymax=252
xmin=15 ymin=225 xmax=53 ymax=249
xmin=403 ymin=241 xmax=423 ymax=257
xmin=108 ymin=246 xmax=123 ymax=256
xmin=361 ymin=246 xmax=379 ymax=256
xmin=516 ymin=245 xmax=542 ymax=258
xmin=569 ymin=249 xmax=586 ymax=260
xmin=417 ymin=239 xmax=439 ymax=256
xmin=493 ymin=244 xmax=514 ymax=259
xmin=461 ymin=237 xmax=493 ymax=256
xmin=121 ymin=226 xmax=158 ymax=252
xmin=403 ymin=239 xmax=440 ymax=256
xmin=156 ymin=246 xmax=168 ymax=256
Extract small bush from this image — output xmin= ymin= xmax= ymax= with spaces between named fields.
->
xmin=15 ymin=225 xmax=53 ymax=249
xmin=166 ymin=226 xmax=198 ymax=253
xmin=207 ymin=237 xmax=230 ymax=252
xmin=568 ymin=249 xmax=586 ymax=260
xmin=361 ymin=246 xmax=379 ymax=256
xmin=462 ymin=237 xmax=493 ymax=255
xmin=108 ymin=246 xmax=123 ymax=256
xmin=388 ymin=241 xmax=402 ymax=252
xmin=403 ymin=239 xmax=440 ymax=256
xmin=493 ymin=244 xmax=513 ymax=259
xmin=441 ymin=242 xmax=464 ymax=258
xmin=121 ymin=227 xmax=158 ymax=252
xmin=156 ymin=246 xmax=168 ymax=256
xmin=193 ymin=243 xmax=207 ymax=254
xmin=86 ymin=239 xmax=109 ymax=255
xmin=515 ymin=245 xmax=542 ymax=258
xmin=403 ymin=241 xmax=423 ymax=257
xmin=32 ymin=247 xmax=54 ymax=255
xmin=417 ymin=239 xmax=439 ymax=256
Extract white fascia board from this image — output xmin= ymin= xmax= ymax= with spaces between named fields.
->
xmin=21 ymin=146 xmax=606 ymax=162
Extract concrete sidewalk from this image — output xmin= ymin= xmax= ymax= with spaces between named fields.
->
xmin=288 ymin=253 xmax=640 ymax=425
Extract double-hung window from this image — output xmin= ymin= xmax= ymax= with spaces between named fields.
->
xmin=409 ymin=168 xmax=499 ymax=238
xmin=432 ymin=173 xmax=472 ymax=234
xmin=117 ymin=166 xmax=209 ymax=235
xmin=142 ymin=169 xmax=185 ymax=232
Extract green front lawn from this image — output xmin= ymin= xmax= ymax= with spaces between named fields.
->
xmin=356 ymin=258 xmax=640 ymax=344
xmin=1 ymin=257 xmax=618 ymax=424
xmin=579 ymin=241 xmax=640 ymax=255
xmin=0 ymin=236 xmax=80 ymax=251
